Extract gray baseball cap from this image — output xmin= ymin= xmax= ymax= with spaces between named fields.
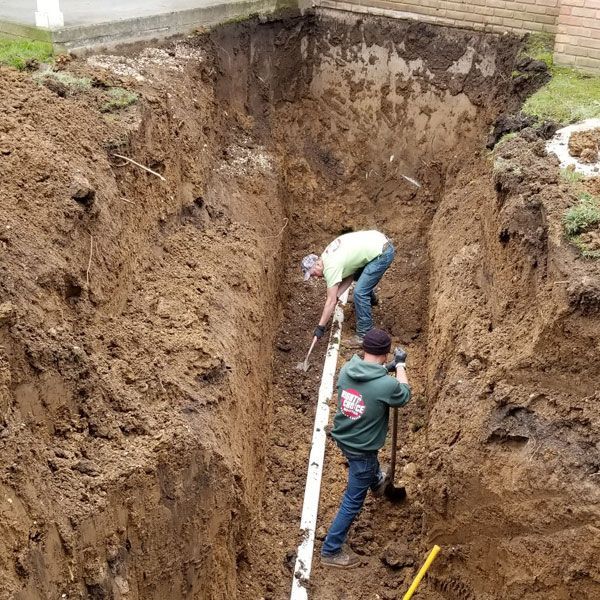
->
xmin=301 ymin=254 xmax=319 ymax=280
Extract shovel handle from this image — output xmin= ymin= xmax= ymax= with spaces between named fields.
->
xmin=302 ymin=337 xmax=318 ymax=369
xmin=389 ymin=407 xmax=398 ymax=479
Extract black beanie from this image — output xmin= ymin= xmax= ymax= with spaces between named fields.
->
xmin=362 ymin=329 xmax=392 ymax=356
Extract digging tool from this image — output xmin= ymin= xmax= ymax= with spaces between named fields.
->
xmin=384 ymin=407 xmax=407 ymax=502
xmin=296 ymin=337 xmax=318 ymax=372
xmin=402 ymin=545 xmax=441 ymax=600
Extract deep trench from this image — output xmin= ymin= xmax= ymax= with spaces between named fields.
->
xmin=3 ymin=8 xmax=600 ymax=600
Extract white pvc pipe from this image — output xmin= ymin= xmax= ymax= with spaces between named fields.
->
xmin=35 ymin=0 xmax=64 ymax=28
xmin=290 ymin=290 xmax=349 ymax=600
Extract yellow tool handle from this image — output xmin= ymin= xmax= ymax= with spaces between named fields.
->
xmin=402 ymin=545 xmax=441 ymax=600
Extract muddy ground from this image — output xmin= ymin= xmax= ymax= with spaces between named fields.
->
xmin=1 ymin=9 xmax=599 ymax=600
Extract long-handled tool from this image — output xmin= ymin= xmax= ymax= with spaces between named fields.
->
xmin=385 ymin=407 xmax=407 ymax=502
xmin=296 ymin=337 xmax=318 ymax=372
xmin=402 ymin=545 xmax=441 ymax=600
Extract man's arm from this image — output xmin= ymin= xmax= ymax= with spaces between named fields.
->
xmin=313 ymin=284 xmax=339 ymax=341
xmin=319 ymin=285 xmax=339 ymax=328
xmin=395 ymin=364 xmax=408 ymax=385
xmin=336 ymin=275 xmax=353 ymax=299
xmin=388 ymin=365 xmax=410 ymax=407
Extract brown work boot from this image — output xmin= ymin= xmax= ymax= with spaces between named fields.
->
xmin=321 ymin=545 xmax=361 ymax=569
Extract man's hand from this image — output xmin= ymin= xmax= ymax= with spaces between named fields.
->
xmin=386 ymin=346 xmax=407 ymax=372
xmin=313 ymin=325 xmax=326 ymax=340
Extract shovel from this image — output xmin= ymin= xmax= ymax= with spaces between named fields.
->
xmin=296 ymin=337 xmax=318 ymax=372
xmin=385 ymin=407 xmax=407 ymax=502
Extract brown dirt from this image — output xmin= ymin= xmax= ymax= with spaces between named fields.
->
xmin=1 ymin=9 xmax=599 ymax=600
xmin=568 ymin=128 xmax=600 ymax=163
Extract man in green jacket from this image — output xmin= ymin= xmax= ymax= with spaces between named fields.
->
xmin=321 ymin=328 xmax=411 ymax=569
xmin=301 ymin=230 xmax=395 ymax=347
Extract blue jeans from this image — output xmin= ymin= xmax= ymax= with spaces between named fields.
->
xmin=353 ymin=242 xmax=395 ymax=337
xmin=322 ymin=448 xmax=382 ymax=556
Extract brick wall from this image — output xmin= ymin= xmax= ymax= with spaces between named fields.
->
xmin=316 ymin=0 xmax=600 ymax=73
xmin=318 ymin=0 xmax=560 ymax=32
xmin=554 ymin=0 xmax=600 ymax=72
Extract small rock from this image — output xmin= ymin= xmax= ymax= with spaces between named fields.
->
xmin=72 ymin=459 xmax=101 ymax=477
xmin=316 ymin=526 xmax=327 ymax=540
xmin=467 ymin=358 xmax=483 ymax=372
xmin=381 ymin=542 xmax=414 ymax=570
xmin=69 ymin=174 xmax=95 ymax=206
xmin=43 ymin=77 xmax=68 ymax=97
xmin=71 ymin=345 xmax=87 ymax=361
xmin=0 ymin=302 xmax=15 ymax=326
xmin=114 ymin=576 xmax=129 ymax=595
xmin=284 ymin=550 xmax=296 ymax=570
xmin=276 ymin=341 xmax=291 ymax=352
xmin=123 ymin=369 xmax=137 ymax=384
xmin=403 ymin=462 xmax=418 ymax=478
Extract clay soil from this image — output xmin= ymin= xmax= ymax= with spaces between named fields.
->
xmin=568 ymin=128 xmax=600 ymax=164
xmin=1 ymin=10 xmax=600 ymax=600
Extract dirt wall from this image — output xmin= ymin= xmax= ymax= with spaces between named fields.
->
xmin=423 ymin=139 xmax=600 ymax=599
xmin=0 ymin=17 xmax=310 ymax=599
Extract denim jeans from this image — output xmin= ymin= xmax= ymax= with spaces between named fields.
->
xmin=321 ymin=448 xmax=382 ymax=556
xmin=353 ymin=242 xmax=395 ymax=337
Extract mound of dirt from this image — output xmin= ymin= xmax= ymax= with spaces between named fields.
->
xmin=568 ymin=127 xmax=600 ymax=163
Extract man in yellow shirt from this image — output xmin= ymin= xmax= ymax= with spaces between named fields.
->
xmin=301 ymin=230 xmax=395 ymax=347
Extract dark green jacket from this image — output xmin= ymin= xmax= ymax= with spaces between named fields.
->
xmin=331 ymin=355 xmax=411 ymax=453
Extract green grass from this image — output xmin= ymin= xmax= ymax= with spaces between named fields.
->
xmin=564 ymin=192 xmax=600 ymax=236
xmin=523 ymin=68 xmax=600 ymax=123
xmin=101 ymin=87 xmax=138 ymax=112
xmin=572 ymin=237 xmax=600 ymax=259
xmin=518 ymin=32 xmax=600 ymax=124
xmin=564 ymin=192 xmax=600 ymax=258
xmin=0 ymin=39 xmax=53 ymax=70
xmin=560 ymin=168 xmax=585 ymax=184
xmin=494 ymin=132 xmax=518 ymax=150
xmin=522 ymin=32 xmax=555 ymax=69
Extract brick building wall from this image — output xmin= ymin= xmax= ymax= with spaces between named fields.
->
xmin=316 ymin=0 xmax=600 ymax=73
xmin=555 ymin=0 xmax=600 ymax=72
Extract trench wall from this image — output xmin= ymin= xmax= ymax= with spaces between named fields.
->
xmin=313 ymin=0 xmax=600 ymax=73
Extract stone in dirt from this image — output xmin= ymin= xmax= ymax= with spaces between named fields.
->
xmin=0 ymin=302 xmax=16 ymax=326
xmin=69 ymin=173 xmax=96 ymax=206
xmin=381 ymin=542 xmax=415 ymax=570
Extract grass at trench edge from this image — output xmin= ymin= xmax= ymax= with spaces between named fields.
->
xmin=0 ymin=39 xmax=53 ymax=70
xmin=521 ymin=33 xmax=600 ymax=124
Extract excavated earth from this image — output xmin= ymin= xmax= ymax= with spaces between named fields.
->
xmin=1 ymin=9 xmax=600 ymax=600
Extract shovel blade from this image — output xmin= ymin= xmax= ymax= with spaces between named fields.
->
xmin=295 ymin=361 xmax=310 ymax=372
xmin=384 ymin=483 xmax=407 ymax=503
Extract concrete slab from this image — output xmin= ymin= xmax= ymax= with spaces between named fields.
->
xmin=1 ymin=0 xmax=296 ymax=52
xmin=0 ymin=1 xmax=36 ymax=27
xmin=60 ymin=0 xmax=221 ymax=26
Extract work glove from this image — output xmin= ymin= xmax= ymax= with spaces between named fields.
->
xmin=386 ymin=346 xmax=407 ymax=372
xmin=313 ymin=325 xmax=326 ymax=339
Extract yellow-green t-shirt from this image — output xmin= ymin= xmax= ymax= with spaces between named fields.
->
xmin=321 ymin=230 xmax=388 ymax=288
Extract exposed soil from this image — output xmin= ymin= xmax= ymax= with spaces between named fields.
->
xmin=1 ymin=9 xmax=600 ymax=600
xmin=569 ymin=128 xmax=600 ymax=164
